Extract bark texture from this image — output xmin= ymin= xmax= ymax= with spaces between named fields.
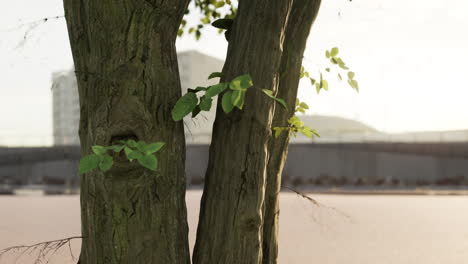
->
xmin=262 ymin=1 xmax=322 ymax=263
xmin=63 ymin=1 xmax=190 ymax=263
xmin=192 ymin=1 xmax=294 ymax=263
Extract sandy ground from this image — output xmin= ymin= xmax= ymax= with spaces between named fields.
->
xmin=1 ymin=191 xmax=468 ymax=264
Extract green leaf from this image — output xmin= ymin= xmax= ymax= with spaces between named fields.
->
xmin=309 ymin=78 xmax=316 ymax=85
xmin=124 ymin=146 xmax=133 ymax=158
xmin=135 ymin=141 xmax=146 ymax=152
xmin=99 ymin=155 xmax=113 ymax=172
xmin=262 ymin=89 xmax=287 ymax=109
xmin=222 ymin=91 xmax=234 ymax=113
xmin=275 ymin=98 xmax=287 ymax=109
xmin=350 ymin=79 xmax=359 ymax=91
xmin=92 ymin=145 xmax=107 ymax=155
xmin=262 ymin=89 xmax=273 ymax=96
xmin=312 ymin=129 xmax=321 ymax=137
xmin=337 ymin=58 xmax=349 ymax=70
xmin=315 ymin=83 xmax=321 ymax=94
xmin=201 ymin=16 xmax=210 ymax=24
xmin=199 ymin=96 xmax=213 ymax=111
xmin=338 ymin=73 xmax=342 ymax=80
xmin=79 ymin=154 xmax=101 ymax=174
xmin=273 ymin=127 xmax=287 ymax=138
xmin=230 ymin=74 xmax=253 ymax=90
xmin=322 ymin=80 xmax=329 ymax=91
xmin=137 ymin=154 xmax=158 ymax=171
xmin=108 ymin=145 xmax=124 ymax=152
xmin=299 ymin=102 xmax=309 ymax=109
xmin=172 ymin=92 xmax=198 ymax=121
xmin=348 ymin=71 xmax=355 ymax=80
xmin=205 ymin=82 xmax=228 ymax=97
xmin=214 ymin=1 xmax=225 ymax=8
xmin=208 ymin=72 xmax=224 ymax=79
xmin=300 ymin=127 xmax=314 ymax=138
xmin=212 ymin=18 xmax=233 ymax=30
xmin=125 ymin=140 xmax=137 ymax=148
xmin=144 ymin=142 xmax=165 ymax=154
xmin=231 ymin=90 xmax=245 ymax=109
xmin=331 ymin=47 xmax=339 ymax=57
xmin=325 ymin=50 xmax=331 ymax=58
xmin=325 ymin=68 xmax=330 ymax=72
xmin=128 ymin=150 xmax=143 ymax=161
xmin=288 ymin=116 xmax=304 ymax=128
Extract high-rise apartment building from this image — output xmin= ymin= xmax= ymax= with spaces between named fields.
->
xmin=51 ymin=70 xmax=80 ymax=146
xmin=51 ymin=50 xmax=224 ymax=146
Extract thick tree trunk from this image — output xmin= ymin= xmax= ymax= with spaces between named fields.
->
xmin=262 ymin=1 xmax=322 ymax=263
xmin=192 ymin=1 xmax=293 ymax=263
xmin=63 ymin=1 xmax=190 ymax=263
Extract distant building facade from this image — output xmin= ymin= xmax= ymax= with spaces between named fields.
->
xmin=51 ymin=50 xmax=224 ymax=146
xmin=51 ymin=71 xmax=80 ymax=146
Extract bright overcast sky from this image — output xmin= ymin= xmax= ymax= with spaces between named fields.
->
xmin=1 ymin=0 xmax=467 ymax=146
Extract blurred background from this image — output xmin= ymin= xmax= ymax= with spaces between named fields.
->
xmin=1 ymin=0 xmax=468 ymax=263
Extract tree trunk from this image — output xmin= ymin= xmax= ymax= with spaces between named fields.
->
xmin=262 ymin=1 xmax=322 ymax=263
xmin=192 ymin=1 xmax=294 ymax=263
xmin=63 ymin=1 xmax=190 ymax=263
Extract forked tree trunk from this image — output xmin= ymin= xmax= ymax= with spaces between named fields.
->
xmin=262 ymin=1 xmax=322 ymax=263
xmin=192 ymin=1 xmax=294 ymax=263
xmin=63 ymin=1 xmax=190 ymax=263
xmin=64 ymin=0 xmax=322 ymax=263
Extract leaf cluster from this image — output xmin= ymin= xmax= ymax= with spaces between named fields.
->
xmin=178 ymin=0 xmax=237 ymax=40
xmin=301 ymin=47 xmax=359 ymax=94
xmin=172 ymin=73 xmax=254 ymax=121
xmin=325 ymin=47 xmax=359 ymax=92
xmin=273 ymin=100 xmax=320 ymax=139
xmin=78 ymin=140 xmax=165 ymax=174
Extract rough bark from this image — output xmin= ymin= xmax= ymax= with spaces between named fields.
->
xmin=192 ymin=1 xmax=294 ymax=263
xmin=63 ymin=1 xmax=190 ymax=263
xmin=262 ymin=1 xmax=322 ymax=263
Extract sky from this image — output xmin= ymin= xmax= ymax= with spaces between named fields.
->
xmin=1 ymin=0 xmax=467 ymax=146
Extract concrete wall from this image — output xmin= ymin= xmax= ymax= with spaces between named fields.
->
xmin=1 ymin=144 xmax=468 ymax=186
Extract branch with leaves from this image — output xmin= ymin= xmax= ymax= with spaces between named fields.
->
xmin=171 ymin=73 xmax=253 ymax=121
xmin=273 ymin=99 xmax=320 ymax=139
xmin=178 ymin=0 xmax=237 ymax=40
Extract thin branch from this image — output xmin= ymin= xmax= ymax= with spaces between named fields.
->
xmin=0 ymin=236 xmax=82 ymax=264
xmin=284 ymin=186 xmax=352 ymax=221
xmin=0 ymin=16 xmax=64 ymax=33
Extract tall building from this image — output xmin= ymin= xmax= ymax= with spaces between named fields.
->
xmin=51 ymin=50 xmax=224 ymax=146
xmin=178 ymin=50 xmax=224 ymax=144
xmin=51 ymin=70 xmax=80 ymax=146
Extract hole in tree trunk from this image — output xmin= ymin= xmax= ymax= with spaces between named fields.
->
xmin=110 ymin=133 xmax=138 ymax=145
xmin=110 ymin=133 xmax=139 ymax=164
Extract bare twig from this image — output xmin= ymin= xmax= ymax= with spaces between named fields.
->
xmin=284 ymin=186 xmax=352 ymax=221
xmin=0 ymin=16 xmax=64 ymax=33
xmin=0 ymin=236 xmax=82 ymax=264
